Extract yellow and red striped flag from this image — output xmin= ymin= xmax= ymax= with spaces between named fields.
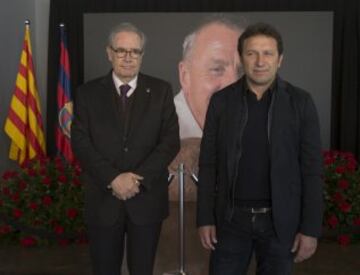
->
xmin=4 ymin=21 xmax=46 ymax=165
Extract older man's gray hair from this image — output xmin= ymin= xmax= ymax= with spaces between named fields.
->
xmin=182 ymin=15 xmax=245 ymax=61
xmin=108 ymin=22 xmax=147 ymax=50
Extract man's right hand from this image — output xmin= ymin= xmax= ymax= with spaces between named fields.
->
xmin=198 ymin=225 xmax=217 ymax=250
xmin=109 ymin=172 xmax=143 ymax=200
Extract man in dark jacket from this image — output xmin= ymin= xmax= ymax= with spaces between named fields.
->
xmin=197 ymin=22 xmax=323 ymax=275
xmin=71 ymin=22 xmax=180 ymax=275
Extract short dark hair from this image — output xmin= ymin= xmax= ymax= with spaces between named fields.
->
xmin=237 ymin=22 xmax=283 ymax=56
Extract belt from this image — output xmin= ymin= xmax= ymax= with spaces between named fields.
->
xmin=238 ymin=207 xmax=271 ymax=214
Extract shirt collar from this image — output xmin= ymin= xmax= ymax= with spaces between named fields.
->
xmin=112 ymin=71 xmax=138 ymax=97
xmin=243 ymin=75 xmax=277 ymax=98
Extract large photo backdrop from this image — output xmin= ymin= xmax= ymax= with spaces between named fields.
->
xmin=84 ymin=12 xmax=333 ymax=148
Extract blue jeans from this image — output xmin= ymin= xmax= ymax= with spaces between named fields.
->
xmin=211 ymin=207 xmax=294 ymax=275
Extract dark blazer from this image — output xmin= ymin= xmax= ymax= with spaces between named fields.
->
xmin=197 ymin=76 xmax=323 ymax=242
xmin=71 ymin=72 xmax=180 ymax=226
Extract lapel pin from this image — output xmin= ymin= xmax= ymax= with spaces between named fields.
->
xmin=146 ymin=88 xmax=151 ymax=93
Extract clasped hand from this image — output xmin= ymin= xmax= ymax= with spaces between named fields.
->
xmin=109 ymin=172 xmax=143 ymax=200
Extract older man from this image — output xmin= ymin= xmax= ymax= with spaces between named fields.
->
xmin=169 ymin=17 xmax=243 ymax=201
xmin=175 ymin=17 xmax=243 ymax=139
xmin=71 ymin=22 xmax=180 ymax=275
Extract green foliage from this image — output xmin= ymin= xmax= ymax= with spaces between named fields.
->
xmin=323 ymin=151 xmax=360 ymax=245
xmin=0 ymin=157 xmax=86 ymax=247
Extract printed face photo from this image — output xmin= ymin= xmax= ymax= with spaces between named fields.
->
xmin=84 ymin=12 xmax=332 ymax=147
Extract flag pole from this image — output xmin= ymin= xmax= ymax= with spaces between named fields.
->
xmin=56 ymin=22 xmax=75 ymax=163
xmin=4 ymin=18 xmax=46 ymax=164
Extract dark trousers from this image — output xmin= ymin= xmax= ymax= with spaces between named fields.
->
xmin=211 ymin=207 xmax=294 ymax=275
xmin=87 ymin=214 xmax=162 ymax=275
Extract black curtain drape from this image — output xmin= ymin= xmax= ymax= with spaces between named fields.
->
xmin=47 ymin=0 xmax=360 ymax=159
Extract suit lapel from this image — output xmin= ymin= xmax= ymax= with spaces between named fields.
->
xmin=127 ymin=73 xmax=151 ymax=139
xmin=100 ymin=73 xmax=124 ymax=134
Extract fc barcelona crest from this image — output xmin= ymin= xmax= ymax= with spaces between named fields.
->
xmin=58 ymin=101 xmax=73 ymax=138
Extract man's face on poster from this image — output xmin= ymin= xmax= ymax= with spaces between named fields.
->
xmin=179 ymin=23 xmax=241 ymax=129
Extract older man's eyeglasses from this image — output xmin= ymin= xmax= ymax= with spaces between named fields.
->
xmin=110 ymin=46 xmax=143 ymax=59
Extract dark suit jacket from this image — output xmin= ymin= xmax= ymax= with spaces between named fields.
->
xmin=71 ymin=72 xmax=180 ymax=226
xmin=197 ymin=76 xmax=323 ymax=242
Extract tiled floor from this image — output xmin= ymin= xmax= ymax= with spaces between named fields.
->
xmin=0 ymin=202 xmax=359 ymax=275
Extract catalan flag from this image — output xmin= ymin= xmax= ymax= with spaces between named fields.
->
xmin=56 ymin=24 xmax=74 ymax=163
xmin=4 ymin=21 xmax=46 ymax=165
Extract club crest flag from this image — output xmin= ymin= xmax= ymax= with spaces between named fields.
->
xmin=56 ymin=24 xmax=74 ymax=163
xmin=4 ymin=21 xmax=46 ymax=165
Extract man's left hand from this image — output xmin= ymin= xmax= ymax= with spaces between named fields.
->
xmin=291 ymin=233 xmax=318 ymax=263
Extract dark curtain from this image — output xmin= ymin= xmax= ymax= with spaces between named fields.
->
xmin=331 ymin=0 xmax=360 ymax=157
xmin=47 ymin=0 xmax=360 ymax=159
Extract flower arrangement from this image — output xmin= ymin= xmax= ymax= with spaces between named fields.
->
xmin=323 ymin=150 xmax=360 ymax=245
xmin=0 ymin=157 xmax=86 ymax=247
xmin=1 ymin=150 xmax=360 ymax=247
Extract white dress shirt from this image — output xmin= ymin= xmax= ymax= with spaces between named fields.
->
xmin=174 ymin=90 xmax=202 ymax=139
xmin=112 ymin=71 xmax=138 ymax=97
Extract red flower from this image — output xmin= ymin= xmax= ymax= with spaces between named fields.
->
xmin=0 ymin=199 xmax=3 ymax=207
xmin=58 ymin=239 xmax=70 ymax=246
xmin=353 ymin=217 xmax=360 ymax=226
xmin=74 ymin=164 xmax=82 ymax=176
xmin=39 ymin=167 xmax=47 ymax=176
xmin=72 ymin=178 xmax=81 ymax=186
xmin=346 ymin=160 xmax=357 ymax=172
xmin=332 ymin=192 xmax=344 ymax=203
xmin=54 ymin=156 xmax=63 ymax=165
xmin=339 ymin=202 xmax=352 ymax=213
xmin=343 ymin=152 xmax=357 ymax=163
xmin=54 ymin=225 xmax=64 ymax=235
xmin=55 ymin=158 xmax=65 ymax=173
xmin=13 ymin=208 xmax=23 ymax=219
xmin=20 ymin=159 xmax=30 ymax=169
xmin=20 ymin=236 xmax=37 ymax=247
xmin=18 ymin=180 xmax=27 ymax=190
xmin=42 ymin=196 xmax=53 ymax=206
xmin=338 ymin=234 xmax=351 ymax=246
xmin=42 ymin=176 xmax=51 ymax=185
xmin=58 ymin=174 xmax=67 ymax=184
xmin=39 ymin=156 xmax=49 ymax=166
xmin=324 ymin=155 xmax=335 ymax=165
xmin=327 ymin=215 xmax=339 ymax=228
xmin=29 ymin=202 xmax=38 ymax=211
xmin=0 ymin=224 xmax=12 ymax=235
xmin=335 ymin=166 xmax=346 ymax=174
xmin=2 ymin=187 xmax=10 ymax=196
xmin=2 ymin=170 xmax=18 ymax=180
xmin=27 ymin=168 xmax=37 ymax=177
xmin=56 ymin=165 xmax=65 ymax=173
xmin=11 ymin=192 xmax=20 ymax=202
xmin=337 ymin=179 xmax=349 ymax=190
xmin=66 ymin=208 xmax=78 ymax=219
